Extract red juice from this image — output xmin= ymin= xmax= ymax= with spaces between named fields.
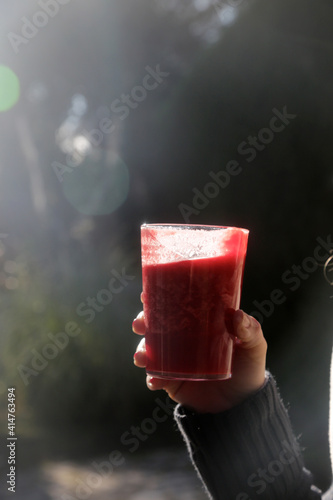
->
xmin=141 ymin=225 xmax=249 ymax=380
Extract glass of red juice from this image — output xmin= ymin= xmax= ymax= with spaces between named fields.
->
xmin=140 ymin=224 xmax=249 ymax=381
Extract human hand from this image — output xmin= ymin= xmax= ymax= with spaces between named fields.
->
xmin=132 ymin=305 xmax=267 ymax=414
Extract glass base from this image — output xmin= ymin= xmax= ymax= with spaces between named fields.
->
xmin=146 ymin=370 xmax=232 ymax=381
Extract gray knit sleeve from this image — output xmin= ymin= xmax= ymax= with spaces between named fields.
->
xmin=174 ymin=373 xmax=323 ymax=500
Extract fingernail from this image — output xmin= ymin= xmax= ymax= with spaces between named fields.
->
xmin=132 ymin=312 xmax=143 ymax=330
xmin=147 ymin=377 xmax=155 ymax=389
xmin=137 ymin=338 xmax=145 ymax=352
xmin=242 ymin=313 xmax=251 ymax=328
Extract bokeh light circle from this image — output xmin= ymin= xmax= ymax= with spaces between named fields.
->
xmin=62 ymin=151 xmax=130 ymax=216
xmin=0 ymin=66 xmax=20 ymax=112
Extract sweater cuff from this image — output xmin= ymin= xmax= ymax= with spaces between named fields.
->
xmin=174 ymin=373 xmax=321 ymax=500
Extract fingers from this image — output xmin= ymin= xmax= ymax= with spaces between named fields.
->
xmin=134 ymin=342 xmax=176 ymax=396
xmin=132 ymin=311 xmax=145 ymax=335
xmin=133 ymin=337 xmax=147 ymax=367
xmin=233 ymin=310 xmax=267 ymax=352
xmin=146 ymin=376 xmax=181 ymax=401
xmin=134 ymin=343 xmax=177 ymax=396
xmin=132 ymin=310 xmax=146 ymax=366
xmin=146 ymin=376 xmax=167 ymax=391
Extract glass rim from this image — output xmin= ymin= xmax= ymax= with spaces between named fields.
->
xmin=141 ymin=223 xmax=249 ymax=233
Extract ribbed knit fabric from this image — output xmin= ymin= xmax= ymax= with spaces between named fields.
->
xmin=174 ymin=373 xmax=326 ymax=500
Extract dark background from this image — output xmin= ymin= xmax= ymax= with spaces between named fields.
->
xmin=0 ymin=0 xmax=332 ymax=496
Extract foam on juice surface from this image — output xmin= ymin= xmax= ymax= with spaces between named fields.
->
xmin=141 ymin=226 xmax=248 ymax=266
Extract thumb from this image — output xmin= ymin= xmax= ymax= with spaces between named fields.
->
xmin=231 ymin=310 xmax=267 ymax=392
xmin=233 ymin=310 xmax=267 ymax=352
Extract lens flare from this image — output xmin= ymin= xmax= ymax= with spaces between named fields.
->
xmin=62 ymin=152 xmax=130 ymax=216
xmin=0 ymin=66 xmax=20 ymax=112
